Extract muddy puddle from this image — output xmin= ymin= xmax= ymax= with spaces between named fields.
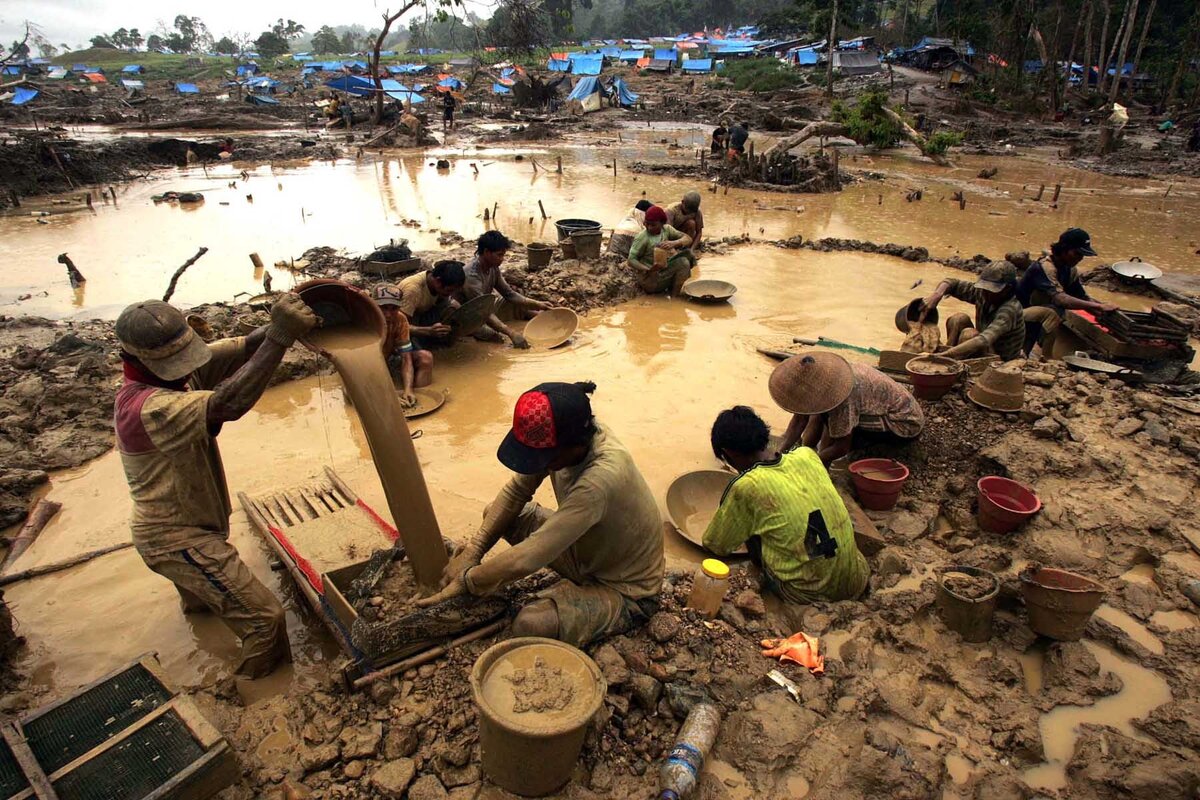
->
xmin=2 ymin=128 xmax=1194 ymax=318
xmin=1023 ymin=640 xmax=1172 ymax=792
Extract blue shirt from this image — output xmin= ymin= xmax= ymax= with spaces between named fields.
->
xmin=1016 ymin=260 xmax=1089 ymax=311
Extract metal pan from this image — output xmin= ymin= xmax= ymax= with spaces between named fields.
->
xmin=403 ymin=388 xmax=446 ymax=418
xmin=444 ymin=294 xmax=499 ymax=338
xmin=523 ymin=307 xmax=578 ymax=348
xmin=665 ymin=470 xmax=747 ymax=555
xmin=1062 ymin=353 xmax=1143 ymax=383
xmin=1111 ymin=257 xmax=1162 ymax=285
xmin=681 ymin=279 xmax=738 ymax=303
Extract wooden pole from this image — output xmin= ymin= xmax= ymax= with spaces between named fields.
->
xmin=0 ymin=500 xmax=62 ymax=572
xmin=1 ymin=723 xmax=59 ymax=799
xmin=352 ymin=619 xmax=507 ymax=689
xmin=250 ymin=252 xmax=265 ymax=270
xmin=1052 ymin=184 xmax=1062 ymax=202
xmin=161 ymin=247 xmax=211 ymax=303
xmin=0 ymin=542 xmax=134 ymax=587
xmin=556 ymin=156 xmax=562 ymax=173
xmin=1035 ymin=184 xmax=1046 ymax=201
xmin=57 ymin=253 xmax=86 ymax=286
xmin=538 ymin=200 xmax=548 ymax=220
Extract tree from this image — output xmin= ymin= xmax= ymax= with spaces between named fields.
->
xmin=487 ymin=0 xmax=551 ymax=52
xmin=272 ymin=19 xmax=306 ymax=40
xmin=340 ymin=31 xmax=359 ymax=52
xmin=129 ymin=28 xmax=144 ymax=49
xmin=214 ymin=36 xmax=238 ymax=54
xmin=111 ymin=28 xmax=131 ymax=48
xmin=312 ymin=25 xmax=342 ymax=54
xmin=146 ymin=34 xmax=165 ymax=52
xmin=254 ymin=31 xmax=291 ymax=59
xmin=166 ymin=15 xmax=211 ymax=53
xmin=89 ymin=35 xmax=116 ymax=49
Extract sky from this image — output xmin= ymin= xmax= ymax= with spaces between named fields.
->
xmin=0 ymin=0 xmax=495 ymax=52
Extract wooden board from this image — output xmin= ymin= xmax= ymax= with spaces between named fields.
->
xmin=839 ymin=490 xmax=889 ymax=556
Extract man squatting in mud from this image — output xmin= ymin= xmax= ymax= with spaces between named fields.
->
xmin=114 ymin=295 xmax=317 ymax=678
xmin=418 ymin=381 xmax=665 ymax=647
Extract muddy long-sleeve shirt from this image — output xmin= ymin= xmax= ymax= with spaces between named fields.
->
xmin=464 ymin=425 xmax=665 ymax=600
xmin=941 ymin=279 xmax=1026 ymax=361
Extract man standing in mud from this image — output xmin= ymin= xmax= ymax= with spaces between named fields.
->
xmin=113 ymin=295 xmax=317 ymax=679
xmin=417 ymin=381 xmax=664 ymax=647
xmin=461 ymin=230 xmax=554 ymax=349
xmin=1018 ymin=228 xmax=1118 ymax=355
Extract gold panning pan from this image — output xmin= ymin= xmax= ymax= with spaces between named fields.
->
xmin=445 ymin=294 xmax=500 ymax=338
xmin=524 ymin=307 xmax=578 ymax=348
xmin=665 ymin=470 xmax=746 ymax=554
xmin=403 ymin=388 xmax=446 ymax=419
xmin=681 ymin=279 xmax=738 ymax=303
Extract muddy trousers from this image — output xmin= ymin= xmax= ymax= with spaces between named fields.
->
xmin=1022 ymin=306 xmax=1061 ymax=355
xmin=487 ymin=503 xmax=656 ymax=647
xmin=141 ymin=537 xmax=291 ymax=679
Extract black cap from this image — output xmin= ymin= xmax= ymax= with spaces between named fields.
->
xmin=1055 ymin=228 xmax=1097 ymax=256
xmin=497 ymin=382 xmax=595 ymax=474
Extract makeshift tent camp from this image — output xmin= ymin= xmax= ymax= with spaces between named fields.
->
xmin=548 ymin=57 xmax=570 ymax=72
xmin=83 ymin=73 xmax=107 ymax=83
xmin=567 ymin=76 xmax=603 ymax=112
xmin=380 ymin=79 xmax=425 ymax=103
xmin=175 ymin=83 xmax=200 ymax=94
xmin=654 ymin=48 xmax=676 ymax=62
xmin=325 ymin=75 xmax=375 ymax=96
xmin=682 ymin=58 xmax=713 ymax=73
xmin=122 ymin=64 xmax=145 ymax=74
xmin=833 ymin=51 xmax=881 ymax=75
xmin=611 ymin=78 xmax=638 ymax=107
xmin=619 ymin=49 xmax=645 ymax=62
xmin=10 ymin=87 xmax=38 ymax=105
xmin=570 ymin=55 xmax=603 ymax=76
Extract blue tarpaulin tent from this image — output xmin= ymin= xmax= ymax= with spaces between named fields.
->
xmin=438 ymin=76 xmax=465 ymax=89
xmin=247 ymin=77 xmax=281 ymax=91
xmin=570 ymin=54 xmax=603 ymax=75
xmin=380 ymin=78 xmax=425 ymax=103
xmin=619 ymin=49 xmax=645 ymax=62
xmin=1 ymin=66 xmax=22 ymax=76
xmin=46 ymin=67 xmax=69 ymax=79
xmin=388 ymin=64 xmax=428 ymax=74
xmin=175 ymin=83 xmax=200 ymax=94
xmin=793 ymin=47 xmax=820 ymax=65
xmin=492 ymin=83 xmax=512 ymax=95
xmin=11 ymin=87 xmax=38 ymax=105
xmin=325 ymin=75 xmax=374 ymax=96
xmin=682 ymin=58 xmax=713 ymax=72
xmin=611 ymin=78 xmax=638 ymax=107
xmin=236 ymin=64 xmax=259 ymax=77
xmin=122 ymin=64 xmax=145 ymax=73
xmin=600 ymin=47 xmax=621 ymax=58
xmin=654 ymin=48 xmax=676 ymax=61
xmin=567 ymin=76 xmax=602 ymax=112
xmin=548 ymin=57 xmax=570 ymax=72
xmin=246 ymin=93 xmax=280 ymax=105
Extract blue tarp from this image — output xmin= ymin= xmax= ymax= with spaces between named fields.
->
xmin=325 ymin=75 xmax=374 ymax=96
xmin=1107 ymin=62 xmax=1135 ymax=76
xmin=46 ymin=68 xmax=69 ymax=79
xmin=611 ymin=77 xmax=638 ymax=107
xmin=1 ymin=66 xmax=21 ymax=76
xmin=600 ymin=47 xmax=621 ymax=58
xmin=343 ymin=60 xmax=368 ymax=71
xmin=682 ymin=58 xmax=713 ymax=72
xmin=570 ymin=54 xmax=603 ymax=75
xmin=122 ymin=64 xmax=144 ymax=73
xmin=71 ymin=63 xmax=89 ymax=72
xmin=175 ymin=83 xmax=200 ymax=94
xmin=388 ymin=63 xmax=428 ymax=74
xmin=619 ymin=49 xmax=645 ymax=61
xmin=492 ymin=83 xmax=511 ymax=95
xmin=795 ymin=48 xmax=820 ymax=65
xmin=438 ymin=76 xmax=465 ymax=89
xmin=380 ymin=78 xmax=425 ymax=103
xmin=501 ymin=67 xmax=515 ymax=78
xmin=654 ymin=48 xmax=676 ymax=61
xmin=1024 ymin=60 xmax=1044 ymax=74
xmin=247 ymin=77 xmax=281 ymax=90
xmin=120 ymin=79 xmax=144 ymax=90
xmin=567 ymin=76 xmax=599 ymax=101
xmin=413 ymin=83 xmax=427 ymax=91
xmin=236 ymin=64 xmax=259 ymax=76
xmin=246 ymin=93 xmax=280 ymax=105
xmin=11 ymin=87 xmax=38 ymax=105
xmin=548 ymin=57 xmax=570 ymax=72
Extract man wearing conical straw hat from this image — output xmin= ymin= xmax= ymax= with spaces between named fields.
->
xmin=773 ymin=353 xmax=924 ymax=465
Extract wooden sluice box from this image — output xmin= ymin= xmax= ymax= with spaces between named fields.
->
xmin=238 ymin=468 xmax=507 ymax=685
xmin=0 ymin=654 xmax=236 ymax=800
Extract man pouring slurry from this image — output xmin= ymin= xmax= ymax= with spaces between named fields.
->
xmin=417 ymin=382 xmax=665 ymax=647
xmin=461 ymin=231 xmax=555 ymax=349
xmin=114 ymin=295 xmax=317 ymax=679
xmin=916 ymin=261 xmax=1027 ymax=361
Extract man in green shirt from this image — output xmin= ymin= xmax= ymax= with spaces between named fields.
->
xmin=627 ymin=205 xmax=695 ymax=295
xmin=916 ymin=260 xmax=1027 ymax=361
xmin=703 ymin=406 xmax=869 ymax=604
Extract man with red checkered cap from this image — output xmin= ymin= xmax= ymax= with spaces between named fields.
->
xmin=418 ymin=381 xmax=664 ymax=646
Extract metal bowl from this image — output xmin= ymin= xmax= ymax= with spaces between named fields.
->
xmin=445 ymin=294 xmax=500 ymax=338
xmin=665 ymin=470 xmax=745 ymax=554
xmin=680 ymin=279 xmax=737 ymax=303
xmin=523 ymin=308 xmax=578 ymax=348
xmin=1111 ymin=258 xmax=1162 ymax=284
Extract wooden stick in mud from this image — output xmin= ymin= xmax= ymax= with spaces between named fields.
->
xmin=538 ymin=200 xmax=548 ymax=220
xmin=1035 ymin=184 xmax=1045 ymax=201
xmin=44 ymin=144 xmax=74 ymax=188
xmin=1 ymin=721 xmax=59 ymax=799
xmin=0 ymin=542 xmax=134 ymax=587
xmin=57 ymin=253 xmax=86 ymax=286
xmin=0 ymin=500 xmax=62 ymax=573
xmin=556 ymin=156 xmax=562 ymax=173
xmin=491 ymin=201 xmax=498 ymax=220
xmin=250 ymin=252 xmax=265 ymax=270
xmin=353 ymin=618 xmax=507 ymax=689
xmin=362 ymin=121 xmax=403 ymax=148
xmin=1052 ymin=184 xmax=1062 ymax=202
xmin=161 ymin=247 xmax=210 ymax=303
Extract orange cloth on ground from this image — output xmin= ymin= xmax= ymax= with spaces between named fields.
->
xmin=761 ymin=632 xmax=825 ymax=675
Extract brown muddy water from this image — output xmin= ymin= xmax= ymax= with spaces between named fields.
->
xmin=1 ymin=131 xmax=1196 ymax=318
xmin=2 ymin=132 xmax=1191 ymax=794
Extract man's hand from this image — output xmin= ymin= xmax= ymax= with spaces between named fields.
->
xmin=918 ymin=293 xmax=941 ymax=323
xmin=400 ymin=392 xmax=417 ymax=409
xmin=511 ymin=333 xmax=530 ymax=349
xmin=265 ymin=293 xmax=318 ymax=347
xmin=1097 ymin=302 xmax=1120 ymax=313
xmin=437 ymin=543 xmax=483 ymax=589
xmin=422 ymin=323 xmax=452 ymax=339
xmin=531 ymin=300 xmax=554 ymax=312
xmin=415 ymin=572 xmax=468 ymax=608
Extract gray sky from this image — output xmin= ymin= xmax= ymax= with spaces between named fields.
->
xmin=1 ymin=0 xmax=494 ymax=52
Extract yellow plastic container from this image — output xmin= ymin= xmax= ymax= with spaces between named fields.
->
xmin=687 ymin=558 xmax=730 ymax=619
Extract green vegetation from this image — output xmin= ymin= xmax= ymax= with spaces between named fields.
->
xmin=831 ymin=89 xmax=902 ymax=149
xmin=719 ymin=58 xmax=804 ymax=93
xmin=924 ymin=131 xmax=964 ymax=156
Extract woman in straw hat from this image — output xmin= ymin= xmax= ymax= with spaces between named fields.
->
xmin=773 ymin=353 xmax=924 ymax=465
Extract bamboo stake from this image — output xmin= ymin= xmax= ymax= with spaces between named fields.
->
xmin=538 ymin=200 xmax=548 ymax=220
xmin=161 ymin=247 xmax=210 ymax=303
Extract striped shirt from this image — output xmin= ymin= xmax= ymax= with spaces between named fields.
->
xmin=703 ymin=448 xmax=869 ymax=603
xmin=943 ymin=279 xmax=1027 ymax=361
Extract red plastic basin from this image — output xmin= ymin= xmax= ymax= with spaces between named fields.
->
xmin=977 ymin=476 xmax=1041 ymax=533
xmin=849 ymin=458 xmax=910 ymax=511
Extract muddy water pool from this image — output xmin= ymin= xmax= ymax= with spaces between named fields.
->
xmin=2 ymin=130 xmax=1195 ymax=318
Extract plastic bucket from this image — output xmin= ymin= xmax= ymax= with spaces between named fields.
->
xmin=937 ymin=566 xmax=999 ymax=642
xmin=905 ymin=356 xmax=964 ymax=400
xmin=295 ymin=278 xmax=387 ymax=354
xmin=1020 ymin=567 xmax=1106 ymax=641
xmin=527 ymin=243 xmax=554 ymax=268
xmin=471 ymin=637 xmax=605 ymax=796
xmin=977 ymin=476 xmax=1040 ymax=533
xmin=571 ymin=229 xmax=603 ymax=260
xmin=554 ymin=218 xmax=601 ymax=241
xmin=848 ymin=458 xmax=910 ymax=511
xmin=560 ymin=239 xmax=577 ymax=259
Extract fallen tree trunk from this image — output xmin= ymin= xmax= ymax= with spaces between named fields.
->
xmin=0 ymin=500 xmax=61 ymax=572
xmin=0 ymin=542 xmax=134 ymax=587
xmin=881 ymin=107 xmax=951 ymax=166
xmin=763 ymin=121 xmax=850 ymax=158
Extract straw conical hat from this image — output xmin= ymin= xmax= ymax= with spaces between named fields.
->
xmin=968 ymin=364 xmax=1025 ymax=412
xmin=769 ymin=352 xmax=855 ymax=415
